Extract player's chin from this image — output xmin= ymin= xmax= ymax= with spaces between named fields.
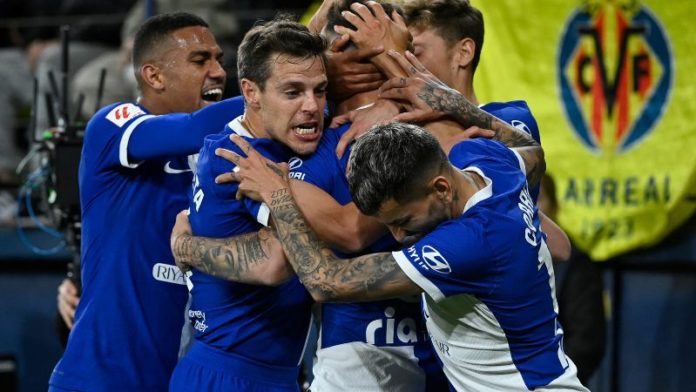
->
xmin=290 ymin=137 xmax=321 ymax=156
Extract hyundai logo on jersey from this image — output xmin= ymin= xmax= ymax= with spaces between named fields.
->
xmin=421 ymin=245 xmax=452 ymax=274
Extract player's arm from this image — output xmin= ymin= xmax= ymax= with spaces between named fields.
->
xmin=379 ymin=51 xmax=546 ymax=188
xmin=220 ymin=137 xmax=422 ymax=302
xmin=289 ymin=179 xmax=388 ymax=253
xmin=123 ymin=96 xmax=244 ymax=163
xmin=170 ymin=211 xmax=293 ymax=286
xmin=539 ymin=211 xmax=572 ymax=262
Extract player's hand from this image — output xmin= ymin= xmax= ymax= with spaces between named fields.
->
xmin=333 ymin=98 xmax=400 ymax=158
xmin=334 ymin=1 xmax=410 ymax=60
xmin=437 ymin=125 xmax=496 ymax=152
xmin=171 ymin=210 xmax=193 ymax=272
xmin=214 ymin=135 xmax=290 ymax=203
xmin=327 ymin=34 xmax=385 ymax=102
xmin=57 ymin=278 xmax=79 ymax=329
xmin=307 ymin=0 xmax=335 ymax=33
xmin=379 ymin=50 xmax=461 ymax=123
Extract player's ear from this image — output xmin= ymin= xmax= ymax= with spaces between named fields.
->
xmin=240 ymin=78 xmax=261 ymax=109
xmin=140 ymin=63 xmax=164 ymax=91
xmin=454 ymin=37 xmax=476 ymax=70
xmin=432 ymin=176 xmax=453 ymax=203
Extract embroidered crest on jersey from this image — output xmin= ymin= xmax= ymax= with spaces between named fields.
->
xmin=421 ymin=245 xmax=452 ymax=274
xmin=106 ymin=103 xmax=146 ymax=127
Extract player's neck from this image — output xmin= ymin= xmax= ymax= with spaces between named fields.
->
xmin=335 ymin=90 xmax=379 ymax=115
xmin=240 ymin=110 xmax=268 ymax=138
xmin=451 ymin=72 xmax=478 ymax=106
xmin=138 ymin=95 xmax=168 ymax=115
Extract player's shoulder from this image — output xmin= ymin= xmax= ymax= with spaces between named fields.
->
xmin=449 ymin=138 xmax=521 ymax=177
xmin=307 ymin=123 xmax=350 ymax=161
xmin=201 ymin=126 xmax=234 ymax=153
xmin=92 ymin=102 xmax=148 ymax=128
xmin=449 ymin=138 xmax=511 ymax=161
xmin=83 ymin=102 xmax=150 ymax=150
xmin=480 ymin=100 xmax=540 ymax=143
xmin=85 ymin=102 xmax=148 ymax=137
xmin=399 ymin=217 xmax=489 ymax=277
xmin=316 ymin=123 xmax=349 ymax=151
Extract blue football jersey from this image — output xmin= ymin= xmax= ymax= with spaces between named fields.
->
xmin=289 ymin=125 xmax=444 ymax=391
xmin=49 ymin=97 xmax=246 ymax=391
xmin=393 ymin=138 xmax=586 ymax=391
xmin=481 ymin=100 xmax=540 ymax=144
xmin=481 ymin=100 xmax=541 ymax=201
xmin=182 ymin=117 xmax=313 ymax=373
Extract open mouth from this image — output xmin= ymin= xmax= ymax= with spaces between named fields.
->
xmin=292 ymin=123 xmax=321 ymax=141
xmin=294 ymin=124 xmax=317 ymax=135
xmin=202 ymin=87 xmax=223 ymax=102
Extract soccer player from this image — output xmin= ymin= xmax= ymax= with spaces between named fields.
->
xmin=404 ymin=0 xmax=540 ymax=142
xmin=331 ymin=0 xmax=570 ymax=260
xmin=401 ymin=0 xmax=569 ymax=256
xmin=172 ymin=3 xmax=569 ymax=390
xmin=172 ymin=3 xmax=461 ymax=390
xmin=215 ymin=115 xmax=588 ymax=391
xmin=287 ymin=3 xmax=447 ymax=390
xmin=168 ymin=18 xmax=327 ymax=391
xmin=49 ymin=13 xmax=245 ymax=392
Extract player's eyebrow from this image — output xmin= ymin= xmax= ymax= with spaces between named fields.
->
xmin=279 ymin=81 xmax=307 ymax=90
xmin=188 ymin=50 xmax=215 ymax=60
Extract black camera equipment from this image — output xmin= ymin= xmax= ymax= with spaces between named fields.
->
xmin=26 ymin=26 xmax=107 ymax=293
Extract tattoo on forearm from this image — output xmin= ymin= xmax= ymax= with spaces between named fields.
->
xmin=267 ymin=187 xmax=405 ymax=300
xmin=416 ymin=81 xmax=537 ymax=148
xmin=173 ymin=231 xmax=275 ymax=281
xmin=416 ymin=81 xmax=546 ymax=185
xmin=270 ymin=188 xmax=293 ymax=207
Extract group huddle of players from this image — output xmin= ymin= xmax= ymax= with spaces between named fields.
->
xmin=49 ymin=1 xmax=589 ymax=391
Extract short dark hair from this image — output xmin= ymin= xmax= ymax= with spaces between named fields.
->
xmin=237 ymin=15 xmax=327 ymax=90
xmin=403 ymin=0 xmax=484 ymax=71
xmin=132 ymin=12 xmax=209 ymax=69
xmin=347 ymin=122 xmax=450 ymax=215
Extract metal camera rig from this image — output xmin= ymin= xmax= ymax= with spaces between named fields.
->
xmin=24 ymin=25 xmax=108 ymax=292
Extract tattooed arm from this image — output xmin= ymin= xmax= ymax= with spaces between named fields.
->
xmin=170 ymin=211 xmax=292 ymax=286
xmin=217 ymin=137 xmax=422 ymax=302
xmin=379 ymin=50 xmax=546 ymax=188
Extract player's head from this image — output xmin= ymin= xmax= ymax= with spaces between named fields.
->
xmin=347 ymin=122 xmax=456 ymax=243
xmin=237 ymin=16 xmax=328 ymax=156
xmin=403 ymin=0 xmax=484 ymax=86
xmin=132 ymin=12 xmax=226 ymax=114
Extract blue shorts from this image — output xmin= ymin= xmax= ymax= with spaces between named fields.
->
xmin=170 ymin=341 xmax=301 ymax=392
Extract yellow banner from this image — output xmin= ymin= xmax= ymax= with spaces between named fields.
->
xmin=472 ymin=0 xmax=696 ymax=260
